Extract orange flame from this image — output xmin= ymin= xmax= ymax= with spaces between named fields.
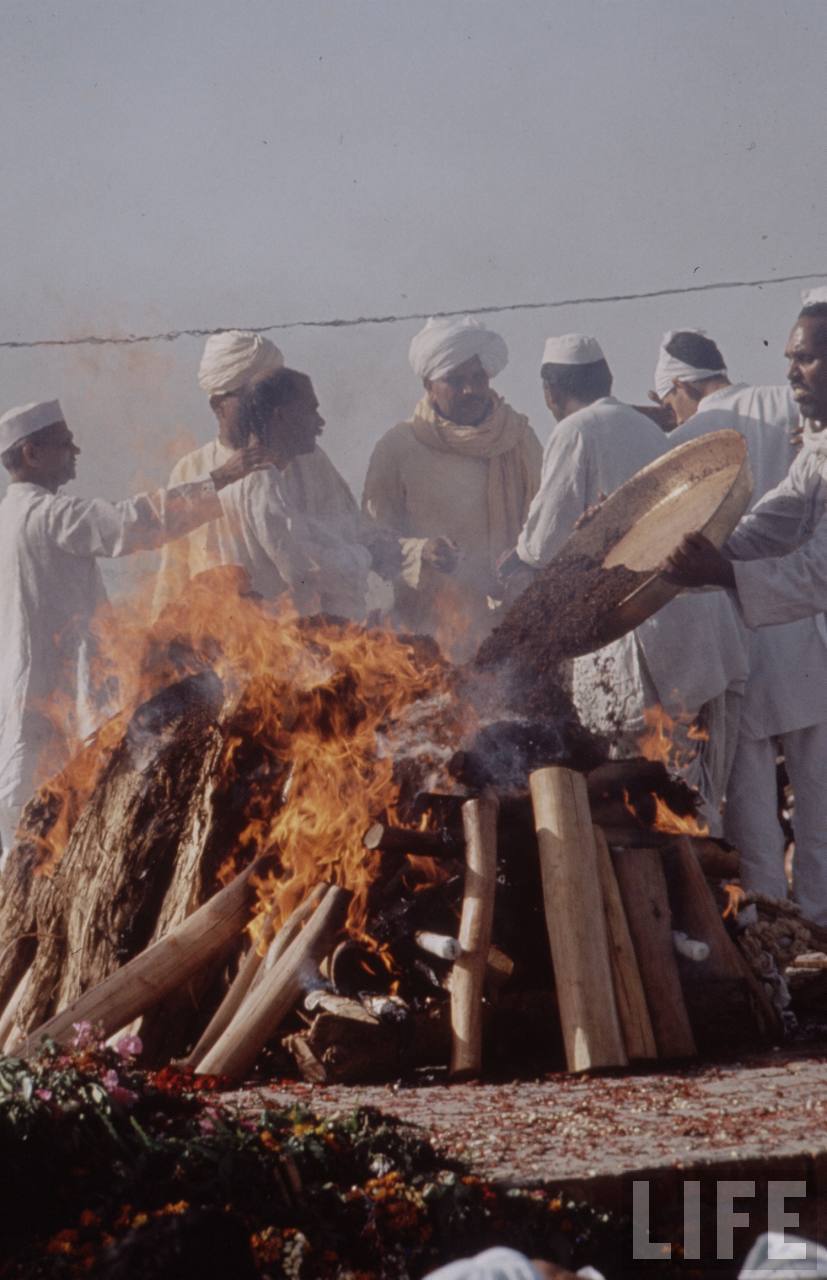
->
xmin=722 ymin=882 xmax=746 ymax=919
xmin=25 ymin=566 xmax=473 ymax=942
xmin=638 ymin=704 xmax=707 ymax=770
xmin=649 ymin=793 xmax=709 ymax=837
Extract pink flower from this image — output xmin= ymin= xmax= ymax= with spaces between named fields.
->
xmin=115 ymin=1034 xmax=143 ymax=1060
xmin=199 ymin=1116 xmax=216 ymax=1134
xmin=71 ymin=1020 xmax=95 ymax=1049
xmin=35 ymin=1088 xmax=53 ymax=1102
xmin=102 ymin=1069 xmax=120 ymax=1090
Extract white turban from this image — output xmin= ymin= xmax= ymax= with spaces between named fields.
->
xmin=0 ymin=399 xmax=64 ymax=453
xmin=654 ymin=329 xmax=726 ymax=400
xmin=802 ymin=286 xmax=827 ymax=307
xmin=409 ymin=315 xmax=509 ymax=383
xmin=423 ymin=1247 xmax=541 ymax=1280
xmin=197 ymin=331 xmax=284 ymax=396
xmin=542 ymin=333 xmax=605 ymax=366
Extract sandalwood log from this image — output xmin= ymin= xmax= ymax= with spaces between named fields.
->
xmin=363 ymin=822 xmax=461 ymax=858
xmin=664 ymin=836 xmax=781 ymax=1042
xmin=611 ymin=846 xmax=696 ymax=1059
xmin=0 ymin=966 xmax=32 ymax=1052
xmin=196 ymin=884 xmax=350 ymax=1081
xmin=450 ymin=794 xmax=499 ymax=1080
xmin=247 ymin=884 xmax=329 ymax=999
xmin=17 ymin=855 xmax=274 ymax=1056
xmin=181 ymin=926 xmax=275 ymax=1068
xmin=687 ymin=836 xmax=740 ymax=880
xmin=592 ymin=826 xmax=657 ymax=1061
xmin=529 ymin=767 xmax=626 ymax=1072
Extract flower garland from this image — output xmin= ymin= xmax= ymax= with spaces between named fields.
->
xmin=0 ymin=1026 xmax=625 ymax=1279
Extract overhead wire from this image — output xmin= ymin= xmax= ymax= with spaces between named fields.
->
xmin=0 ymin=269 xmax=824 ymax=351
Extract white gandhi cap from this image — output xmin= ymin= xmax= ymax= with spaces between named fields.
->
xmin=0 ymin=400 xmax=65 ymax=453
xmin=542 ymin=333 xmax=605 ymax=366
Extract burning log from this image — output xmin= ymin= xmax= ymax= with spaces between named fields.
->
xmin=450 ymin=794 xmax=499 ymax=1081
xmin=195 ymin=884 xmax=350 ymax=1082
xmin=592 ymin=826 xmax=657 ymax=1061
xmin=529 ymin=767 xmax=626 ymax=1072
xmin=363 ymin=822 xmax=462 ymax=858
xmin=16 ymin=854 xmax=275 ymax=1056
xmin=611 ymin=846 xmax=696 ymax=1059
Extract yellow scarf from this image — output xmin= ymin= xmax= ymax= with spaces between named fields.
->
xmin=408 ymin=394 xmax=542 ymax=570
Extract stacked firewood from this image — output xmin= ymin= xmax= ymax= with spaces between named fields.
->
xmin=0 ymin=736 xmax=786 ymax=1083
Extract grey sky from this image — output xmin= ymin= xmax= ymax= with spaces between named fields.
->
xmin=1 ymin=0 xmax=825 ymax=591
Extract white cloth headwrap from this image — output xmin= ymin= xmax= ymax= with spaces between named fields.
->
xmin=542 ymin=333 xmax=605 ymax=366
xmin=197 ymin=331 xmax=284 ymax=396
xmin=0 ymin=400 xmax=64 ymax=452
xmin=654 ymin=329 xmax=727 ymax=400
xmin=409 ymin=315 xmax=509 ymax=382
xmin=739 ymin=1232 xmax=827 ymax=1277
xmin=423 ymin=1246 xmax=541 ymax=1280
xmin=801 ymin=286 xmax=827 ymax=307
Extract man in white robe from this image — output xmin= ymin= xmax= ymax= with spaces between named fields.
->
xmin=501 ymin=333 xmax=750 ymax=833
xmin=666 ymin=300 xmax=827 ymax=919
xmin=154 ymin=331 xmax=384 ymax=621
xmin=362 ymin=315 xmax=542 ymax=659
xmin=0 ymin=399 xmax=275 ymax=856
xmin=653 ymin=326 xmax=827 ymax=914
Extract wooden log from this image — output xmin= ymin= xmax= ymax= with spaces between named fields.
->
xmin=664 ymin=835 xmax=781 ymax=1042
xmin=247 ymin=884 xmax=329 ymax=999
xmin=528 ymin=767 xmax=626 ymax=1072
xmin=0 ymin=966 xmax=32 ymax=1052
xmin=450 ymin=794 xmax=499 ymax=1081
xmin=16 ymin=854 xmax=274 ymax=1056
xmin=181 ymin=928 xmax=274 ymax=1068
xmin=592 ymin=826 xmax=657 ymax=1061
xmin=196 ymin=884 xmax=350 ymax=1081
xmin=687 ymin=837 xmax=740 ymax=881
xmin=611 ymin=846 xmax=696 ymax=1059
xmin=363 ymin=821 xmax=462 ymax=858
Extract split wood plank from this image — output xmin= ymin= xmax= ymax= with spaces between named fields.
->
xmin=611 ymin=846 xmax=696 ymax=1059
xmin=592 ymin=825 xmax=657 ymax=1060
xmin=529 ymin=767 xmax=626 ymax=1072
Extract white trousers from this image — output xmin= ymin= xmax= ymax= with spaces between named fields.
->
xmin=724 ymin=722 xmax=827 ymax=926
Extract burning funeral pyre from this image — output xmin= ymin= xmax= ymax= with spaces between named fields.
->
xmin=0 ymin=563 xmax=819 ymax=1085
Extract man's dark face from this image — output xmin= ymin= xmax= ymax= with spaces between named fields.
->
xmin=425 ymin=356 xmax=492 ymax=426
xmin=27 ymin=420 xmax=80 ymax=488
xmin=261 ymin=374 xmax=324 ymax=466
xmin=786 ymin=317 xmax=827 ymax=423
xmin=212 ymin=394 xmax=250 ymax=449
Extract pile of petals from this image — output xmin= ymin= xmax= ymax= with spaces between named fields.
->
xmin=0 ymin=1027 xmax=623 ymax=1279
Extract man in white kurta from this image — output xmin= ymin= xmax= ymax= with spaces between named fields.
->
xmin=505 ymin=333 xmax=750 ymax=833
xmin=666 ymin=301 xmax=827 ymax=920
xmin=153 ymin=332 xmax=375 ymax=621
xmin=653 ymin=326 xmax=827 ymax=914
xmin=362 ymin=315 xmax=542 ymax=659
xmin=0 ymin=399 xmax=274 ymax=856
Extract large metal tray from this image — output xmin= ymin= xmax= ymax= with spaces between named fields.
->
xmin=558 ymin=429 xmax=753 ymax=650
